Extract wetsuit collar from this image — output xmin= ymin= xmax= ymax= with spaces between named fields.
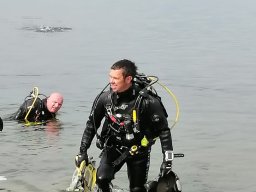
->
xmin=111 ymin=85 xmax=138 ymax=105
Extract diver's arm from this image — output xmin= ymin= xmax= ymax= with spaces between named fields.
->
xmin=149 ymin=98 xmax=173 ymax=152
xmin=146 ymin=96 xmax=173 ymax=176
xmin=80 ymin=119 xmax=96 ymax=153
xmin=13 ymin=100 xmax=29 ymax=120
xmin=156 ymin=100 xmax=173 ymax=152
xmin=79 ymin=92 xmax=107 ymax=153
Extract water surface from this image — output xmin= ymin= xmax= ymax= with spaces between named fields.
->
xmin=1 ymin=0 xmax=256 ymax=191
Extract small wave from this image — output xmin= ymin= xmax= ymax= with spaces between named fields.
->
xmin=21 ymin=25 xmax=72 ymax=33
xmin=0 ymin=176 xmax=7 ymax=181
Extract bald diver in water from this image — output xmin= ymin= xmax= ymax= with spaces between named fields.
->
xmin=14 ymin=92 xmax=63 ymax=122
xmin=8 ymin=88 xmax=64 ymax=125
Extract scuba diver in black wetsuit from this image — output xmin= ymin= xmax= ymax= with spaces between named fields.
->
xmin=75 ymin=59 xmax=177 ymax=192
xmin=12 ymin=88 xmax=63 ymax=124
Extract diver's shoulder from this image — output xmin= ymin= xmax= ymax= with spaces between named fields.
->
xmin=98 ymin=90 xmax=111 ymax=99
xmin=96 ymin=90 xmax=111 ymax=105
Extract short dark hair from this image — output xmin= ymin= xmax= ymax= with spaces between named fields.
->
xmin=111 ymin=59 xmax=138 ymax=79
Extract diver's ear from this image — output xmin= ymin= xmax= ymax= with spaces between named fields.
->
xmin=125 ymin=75 xmax=133 ymax=84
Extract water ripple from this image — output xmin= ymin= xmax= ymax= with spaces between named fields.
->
xmin=21 ymin=25 xmax=72 ymax=33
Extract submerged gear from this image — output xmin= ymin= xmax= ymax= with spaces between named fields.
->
xmin=146 ymin=153 xmax=184 ymax=192
xmin=157 ymin=171 xmax=182 ymax=192
xmin=67 ymin=157 xmax=97 ymax=192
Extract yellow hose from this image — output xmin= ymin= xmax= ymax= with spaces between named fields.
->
xmin=148 ymin=77 xmax=180 ymax=129
xmin=24 ymin=87 xmax=39 ymax=126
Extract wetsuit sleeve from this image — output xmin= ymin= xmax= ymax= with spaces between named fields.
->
xmin=14 ymin=98 xmax=43 ymax=122
xmin=13 ymin=100 xmax=30 ymax=120
xmin=79 ymin=92 xmax=107 ymax=153
xmin=144 ymin=96 xmax=173 ymax=153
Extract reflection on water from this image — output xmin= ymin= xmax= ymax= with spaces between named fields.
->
xmin=30 ymin=120 xmax=63 ymax=137
xmin=44 ymin=120 xmax=62 ymax=136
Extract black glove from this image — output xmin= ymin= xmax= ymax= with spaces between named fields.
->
xmin=160 ymin=151 xmax=173 ymax=177
xmin=160 ymin=161 xmax=172 ymax=177
xmin=96 ymin=138 xmax=104 ymax=150
xmin=75 ymin=153 xmax=88 ymax=167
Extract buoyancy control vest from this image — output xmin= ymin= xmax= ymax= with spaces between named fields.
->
xmin=104 ymin=87 xmax=143 ymax=147
xmin=98 ymin=75 xmax=168 ymax=150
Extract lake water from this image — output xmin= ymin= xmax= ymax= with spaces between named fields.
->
xmin=1 ymin=0 xmax=256 ymax=192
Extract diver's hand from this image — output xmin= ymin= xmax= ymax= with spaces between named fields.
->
xmin=160 ymin=150 xmax=173 ymax=176
xmin=75 ymin=152 xmax=88 ymax=167
xmin=160 ymin=161 xmax=172 ymax=177
xmin=96 ymin=138 xmax=104 ymax=150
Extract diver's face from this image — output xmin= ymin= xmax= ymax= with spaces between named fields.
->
xmin=47 ymin=93 xmax=63 ymax=113
xmin=109 ymin=69 xmax=132 ymax=93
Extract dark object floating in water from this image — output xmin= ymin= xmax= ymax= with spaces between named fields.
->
xmin=0 ymin=116 xmax=3 ymax=131
xmin=22 ymin=25 xmax=72 ymax=33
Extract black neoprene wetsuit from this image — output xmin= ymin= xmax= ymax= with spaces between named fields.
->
xmin=13 ymin=98 xmax=55 ymax=122
xmin=79 ymin=85 xmax=173 ymax=192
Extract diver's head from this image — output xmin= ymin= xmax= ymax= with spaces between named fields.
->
xmin=109 ymin=59 xmax=138 ymax=93
xmin=46 ymin=92 xmax=63 ymax=113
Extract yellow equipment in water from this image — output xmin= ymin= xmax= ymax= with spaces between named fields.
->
xmin=23 ymin=86 xmax=50 ymax=126
xmin=66 ymin=157 xmax=97 ymax=192
xmin=24 ymin=87 xmax=39 ymax=123
xmin=23 ymin=86 xmax=46 ymax=126
xmin=83 ymin=160 xmax=97 ymax=192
